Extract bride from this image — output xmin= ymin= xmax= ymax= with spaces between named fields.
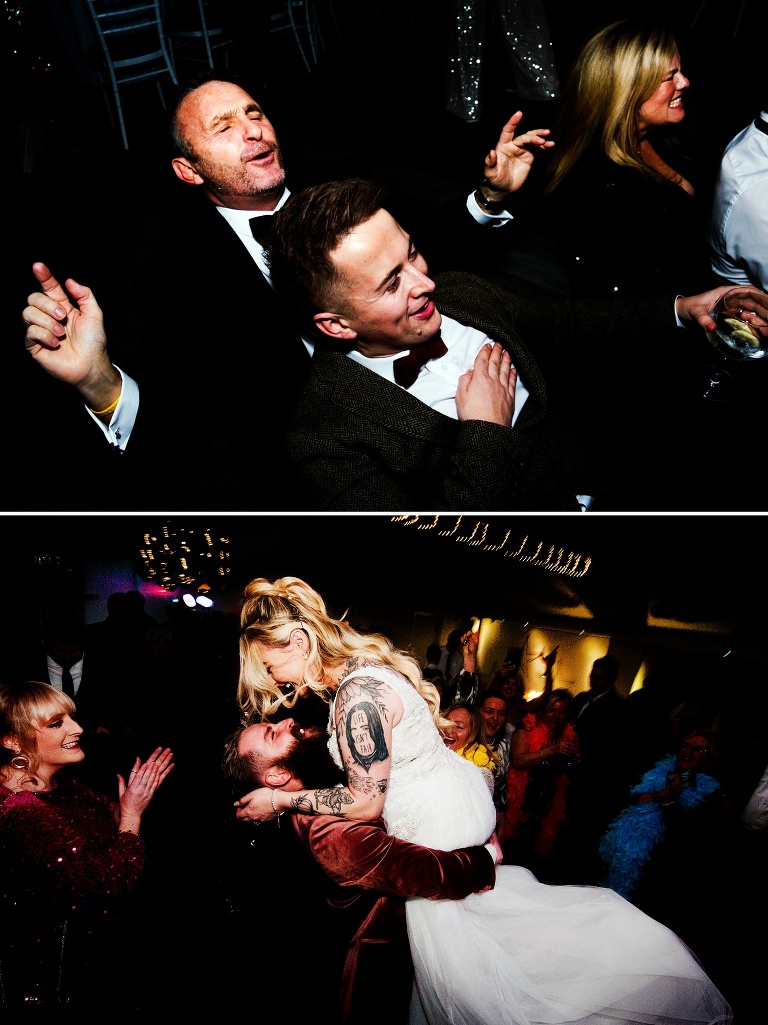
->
xmin=233 ymin=576 xmax=732 ymax=1025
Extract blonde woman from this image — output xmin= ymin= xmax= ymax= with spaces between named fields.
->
xmin=233 ymin=575 xmax=731 ymax=1025
xmin=444 ymin=700 xmax=498 ymax=792
xmin=543 ymin=18 xmax=712 ymax=298
xmin=0 ymin=680 xmax=173 ymax=1015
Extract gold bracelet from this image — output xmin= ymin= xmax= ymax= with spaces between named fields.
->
xmin=89 ymin=395 xmax=119 ymax=417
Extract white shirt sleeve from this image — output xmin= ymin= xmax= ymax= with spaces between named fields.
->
xmin=466 ymin=191 xmax=514 ymax=226
xmin=84 ymin=366 xmax=139 ymax=450
xmin=712 ymin=178 xmax=768 ymax=289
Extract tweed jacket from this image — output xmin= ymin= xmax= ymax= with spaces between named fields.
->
xmin=287 ymin=271 xmax=682 ymax=511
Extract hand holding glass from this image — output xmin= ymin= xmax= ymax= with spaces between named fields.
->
xmin=691 ymin=286 xmax=768 ymax=399
xmin=706 ymin=286 xmax=768 ymax=360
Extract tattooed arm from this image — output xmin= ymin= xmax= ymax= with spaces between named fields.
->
xmin=234 ymin=672 xmax=404 ymax=824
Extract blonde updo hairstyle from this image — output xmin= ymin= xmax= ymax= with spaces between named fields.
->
xmin=238 ymin=576 xmax=449 ymax=731
xmin=545 ymin=19 xmax=681 ymax=194
xmin=0 ymin=680 xmax=76 ymax=787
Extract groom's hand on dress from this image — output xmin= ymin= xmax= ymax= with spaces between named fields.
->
xmin=488 ymin=831 xmax=503 ymax=865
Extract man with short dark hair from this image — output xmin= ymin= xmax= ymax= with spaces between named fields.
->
xmin=263 ymin=177 xmax=768 ymax=511
xmin=221 ymin=717 xmax=498 ymax=1024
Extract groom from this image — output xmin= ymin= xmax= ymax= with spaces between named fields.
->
xmin=221 ymin=718 xmax=498 ymax=1024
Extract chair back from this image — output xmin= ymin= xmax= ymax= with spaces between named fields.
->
xmin=85 ymin=0 xmax=178 ymax=149
xmin=166 ymin=0 xmax=234 ymax=70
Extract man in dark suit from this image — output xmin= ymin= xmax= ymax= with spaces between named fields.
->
xmin=18 ymin=76 xmax=551 ymax=512
xmin=264 ymin=178 xmax=768 ymax=511
xmin=550 ymin=655 xmax=636 ymax=883
xmin=221 ymin=717 xmax=497 ymax=1024
xmin=17 ymin=621 xmax=128 ymax=794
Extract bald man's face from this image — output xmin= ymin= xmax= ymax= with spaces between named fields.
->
xmin=174 ymin=80 xmax=285 ymax=209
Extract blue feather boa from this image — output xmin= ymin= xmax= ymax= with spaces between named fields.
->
xmin=598 ymin=757 xmax=720 ymax=897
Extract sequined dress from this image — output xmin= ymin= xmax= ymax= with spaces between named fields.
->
xmin=330 ymin=666 xmax=732 ymax=1025
xmin=0 ymin=778 xmax=145 ymax=1012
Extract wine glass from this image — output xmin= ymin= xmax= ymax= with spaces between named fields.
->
xmin=691 ymin=286 xmax=768 ymax=400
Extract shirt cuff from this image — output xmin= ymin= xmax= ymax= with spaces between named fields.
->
xmin=484 ymin=842 xmax=499 ymax=864
xmin=466 ymin=191 xmax=514 ymax=226
xmin=85 ymin=366 xmax=139 ymax=450
xmin=674 ymin=295 xmax=685 ymax=329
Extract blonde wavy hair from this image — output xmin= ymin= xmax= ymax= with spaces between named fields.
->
xmin=238 ymin=576 xmax=449 ymax=731
xmin=0 ymin=680 xmax=76 ymax=785
xmin=545 ymin=19 xmax=681 ymax=194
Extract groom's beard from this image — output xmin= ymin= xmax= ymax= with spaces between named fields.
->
xmin=280 ymin=724 xmax=346 ymax=790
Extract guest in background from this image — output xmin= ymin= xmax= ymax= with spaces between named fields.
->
xmin=422 ymin=665 xmax=449 ymax=710
xmin=599 ymin=729 xmax=728 ymax=901
xmin=488 ymin=658 xmax=528 ymax=727
xmin=476 ymin=687 xmax=514 ymax=833
xmin=441 ymin=629 xmax=480 ymax=705
xmin=550 ymin=655 xmax=635 ymax=883
xmin=423 ymin=642 xmax=442 ymax=673
xmin=500 ymin=688 xmax=578 ymax=874
xmin=16 ymin=619 xmax=125 ymax=795
xmin=543 ymin=18 xmax=714 ymax=299
xmin=443 ymin=700 xmax=498 ymax=794
xmin=599 ymin=729 xmax=738 ymax=997
xmin=0 ymin=680 xmax=173 ymax=1017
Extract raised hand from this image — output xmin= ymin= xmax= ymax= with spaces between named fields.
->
xmin=22 ymin=262 xmax=121 ymax=412
xmin=456 ymin=342 xmax=517 ymax=426
xmin=117 ymin=747 xmax=175 ymax=832
xmin=483 ymin=111 xmax=554 ymax=196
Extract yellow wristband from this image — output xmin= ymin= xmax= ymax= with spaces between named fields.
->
xmin=89 ymin=396 xmax=119 ymax=417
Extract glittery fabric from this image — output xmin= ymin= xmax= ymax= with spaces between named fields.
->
xmin=0 ymin=778 xmax=145 ymax=1011
xmin=446 ymin=0 xmax=561 ymax=122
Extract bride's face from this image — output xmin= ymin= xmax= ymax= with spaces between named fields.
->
xmin=254 ymin=637 xmax=306 ymax=687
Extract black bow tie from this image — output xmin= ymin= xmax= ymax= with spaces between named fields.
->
xmin=393 ymin=334 xmax=448 ymax=388
xmin=249 ymin=214 xmax=273 ymax=247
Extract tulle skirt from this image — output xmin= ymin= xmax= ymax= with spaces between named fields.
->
xmin=406 ymin=865 xmax=732 ymax=1025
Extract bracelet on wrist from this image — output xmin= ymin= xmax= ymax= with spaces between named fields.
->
xmin=89 ymin=395 xmax=119 ymax=417
xmin=476 ymin=179 xmax=508 ymax=213
xmin=270 ymin=787 xmax=284 ymax=828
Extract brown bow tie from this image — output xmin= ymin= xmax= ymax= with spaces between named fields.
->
xmin=393 ymin=334 xmax=448 ymax=388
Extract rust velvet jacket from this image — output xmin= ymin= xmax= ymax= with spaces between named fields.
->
xmin=291 ymin=813 xmax=495 ymax=1024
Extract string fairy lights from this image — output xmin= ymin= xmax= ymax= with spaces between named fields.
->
xmin=390 ymin=515 xmax=592 ymax=578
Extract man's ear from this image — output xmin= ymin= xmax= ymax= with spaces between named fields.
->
xmin=313 ymin=312 xmax=357 ymax=342
xmin=263 ymin=768 xmax=292 ymax=789
xmin=171 ymin=157 xmax=204 ymax=186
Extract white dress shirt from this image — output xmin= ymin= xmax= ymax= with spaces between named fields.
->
xmin=346 ymin=315 xmax=530 ymax=425
xmin=47 ymin=655 xmax=84 ymax=696
xmin=708 ymin=111 xmax=768 ymax=290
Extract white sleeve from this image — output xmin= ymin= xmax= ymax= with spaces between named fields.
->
xmin=715 ymin=181 xmax=768 ymax=289
xmin=85 ymin=366 xmax=139 ymax=450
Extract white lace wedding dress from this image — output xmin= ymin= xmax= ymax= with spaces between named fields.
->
xmin=330 ymin=666 xmax=732 ymax=1025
